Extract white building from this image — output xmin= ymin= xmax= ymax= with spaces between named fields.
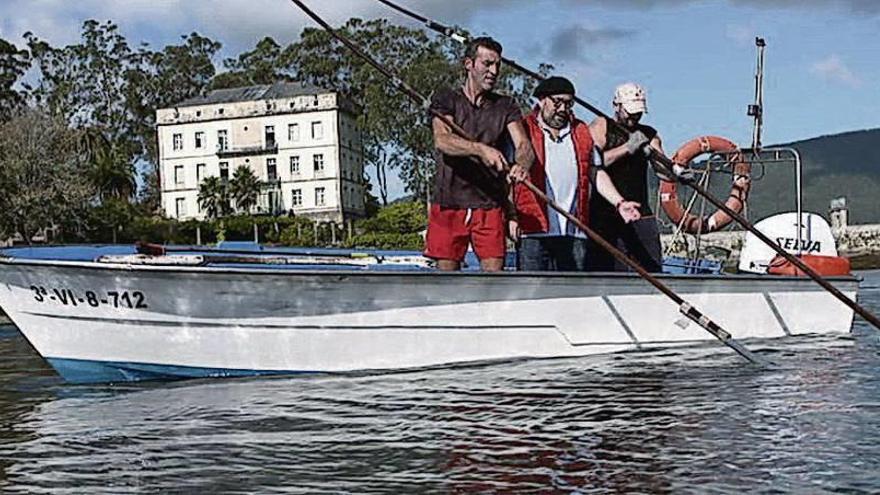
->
xmin=157 ymin=82 xmax=367 ymax=223
xmin=830 ymin=197 xmax=849 ymax=229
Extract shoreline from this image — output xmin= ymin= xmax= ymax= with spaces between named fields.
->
xmin=662 ymin=224 xmax=880 ymax=271
xmin=851 ymin=254 xmax=880 ymax=271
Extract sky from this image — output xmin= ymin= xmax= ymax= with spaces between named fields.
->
xmin=2 ymin=0 xmax=878 ymax=199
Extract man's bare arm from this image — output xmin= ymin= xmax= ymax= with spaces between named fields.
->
xmin=432 ymin=115 xmax=507 ymax=172
xmin=648 ymin=134 xmax=665 ymax=157
xmin=432 ymin=115 xmax=481 ymax=158
xmin=647 ymin=134 xmax=670 ymax=179
xmin=590 ymin=117 xmax=630 ymax=166
xmin=591 ymin=117 xmax=650 ymax=167
xmin=505 ymin=119 xmax=534 ymax=182
xmin=588 ymin=117 xmax=607 ymax=150
xmin=596 ymin=169 xmax=642 ymax=223
xmin=507 ymin=119 xmax=534 ymax=171
xmin=594 ymin=169 xmax=624 ymax=206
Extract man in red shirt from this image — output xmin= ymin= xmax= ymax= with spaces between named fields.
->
xmin=425 ymin=37 xmax=532 ymax=271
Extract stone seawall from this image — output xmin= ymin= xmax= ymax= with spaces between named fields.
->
xmin=661 ymin=224 xmax=880 ymax=268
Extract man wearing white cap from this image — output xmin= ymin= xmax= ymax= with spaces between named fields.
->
xmin=588 ymin=82 xmax=665 ymax=272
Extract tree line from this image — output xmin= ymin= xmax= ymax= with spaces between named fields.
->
xmin=0 ymin=19 xmax=545 ymax=245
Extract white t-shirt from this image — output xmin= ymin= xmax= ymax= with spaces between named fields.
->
xmin=525 ymin=118 xmax=585 ymax=239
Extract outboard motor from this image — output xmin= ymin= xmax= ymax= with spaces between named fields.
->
xmin=739 ymin=212 xmax=850 ymax=276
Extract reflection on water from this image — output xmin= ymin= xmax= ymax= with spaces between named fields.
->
xmin=0 ymin=273 xmax=879 ymax=493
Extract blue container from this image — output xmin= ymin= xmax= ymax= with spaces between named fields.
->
xmin=662 ymin=256 xmax=724 ymax=275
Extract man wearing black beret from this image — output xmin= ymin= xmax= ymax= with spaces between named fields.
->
xmin=514 ymin=76 xmax=641 ymax=271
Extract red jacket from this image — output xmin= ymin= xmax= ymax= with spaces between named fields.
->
xmin=515 ymin=110 xmax=594 ymax=234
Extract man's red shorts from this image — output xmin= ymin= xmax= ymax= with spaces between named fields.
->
xmin=424 ymin=204 xmax=506 ymax=262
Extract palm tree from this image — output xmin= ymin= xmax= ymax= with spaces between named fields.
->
xmin=229 ymin=165 xmax=260 ymax=214
xmin=197 ymin=176 xmax=230 ymax=220
xmin=82 ymin=129 xmax=137 ymax=202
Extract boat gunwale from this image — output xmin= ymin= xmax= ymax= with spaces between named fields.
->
xmin=0 ymin=255 xmax=861 ymax=285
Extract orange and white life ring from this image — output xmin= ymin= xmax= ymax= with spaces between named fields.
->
xmin=659 ymin=136 xmax=751 ymax=234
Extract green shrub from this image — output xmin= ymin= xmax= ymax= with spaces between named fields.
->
xmin=355 ymin=201 xmax=426 ymax=234
xmin=344 ymin=232 xmax=424 ymax=251
xmin=279 ymin=217 xmax=319 ymax=247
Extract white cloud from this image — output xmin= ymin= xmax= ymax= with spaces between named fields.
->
xmin=725 ymin=22 xmax=759 ymax=46
xmin=810 ymin=54 xmax=862 ymax=88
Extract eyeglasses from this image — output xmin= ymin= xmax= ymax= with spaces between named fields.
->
xmin=548 ymin=96 xmax=575 ymax=110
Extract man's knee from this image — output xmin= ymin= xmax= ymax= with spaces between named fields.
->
xmin=480 ymin=257 xmax=505 ymax=272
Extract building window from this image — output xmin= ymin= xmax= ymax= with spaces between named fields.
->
xmin=313 ymin=153 xmax=324 ymax=174
xmin=218 ymin=108 xmax=224 ymax=115
xmin=288 ymin=123 xmax=300 ymax=142
xmin=267 ymin=158 xmax=277 ymax=181
xmin=196 ymin=163 xmax=206 ymax=183
xmin=172 ymin=133 xmax=183 ymax=151
xmin=265 ymin=125 xmax=276 ymax=148
xmin=194 ymin=131 xmax=204 ymax=149
xmin=219 ymin=161 xmax=229 ymax=182
xmin=311 ymin=121 xmax=323 ymax=140
xmin=292 ymin=189 xmax=302 ymax=206
xmin=290 ymin=155 xmax=300 ymax=175
xmin=315 ymin=187 xmax=325 ymax=206
xmin=174 ymin=165 xmax=184 ymax=186
xmin=217 ymin=130 xmax=228 ymax=152
xmin=175 ymin=198 xmax=186 ymax=217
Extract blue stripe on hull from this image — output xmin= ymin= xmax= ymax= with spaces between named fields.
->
xmin=46 ymin=358 xmax=311 ymax=384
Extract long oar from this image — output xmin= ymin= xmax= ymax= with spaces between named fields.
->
xmin=287 ymin=0 xmax=769 ymax=367
xmin=373 ymin=0 xmax=880 ymax=333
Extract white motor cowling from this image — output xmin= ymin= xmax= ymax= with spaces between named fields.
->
xmin=738 ymin=212 xmax=838 ymax=274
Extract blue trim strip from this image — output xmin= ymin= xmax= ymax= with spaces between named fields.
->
xmin=46 ymin=358 xmax=312 ymax=384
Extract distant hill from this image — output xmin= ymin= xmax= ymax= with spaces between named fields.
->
xmin=771 ymin=128 xmax=880 ymax=224
xmin=652 ymin=128 xmax=880 ymax=226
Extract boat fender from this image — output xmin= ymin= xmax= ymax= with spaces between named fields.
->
xmin=660 ymin=136 xmax=751 ymax=234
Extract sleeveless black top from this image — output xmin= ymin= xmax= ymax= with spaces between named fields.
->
xmin=592 ymin=121 xmax=657 ymax=218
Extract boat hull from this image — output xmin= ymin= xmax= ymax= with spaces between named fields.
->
xmin=0 ymin=259 xmax=859 ymax=383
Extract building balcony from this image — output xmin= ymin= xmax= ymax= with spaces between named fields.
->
xmin=261 ymin=178 xmax=281 ymax=189
xmin=216 ymin=142 xmax=278 ymax=159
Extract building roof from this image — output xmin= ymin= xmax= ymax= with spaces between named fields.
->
xmin=175 ymin=81 xmax=328 ymax=108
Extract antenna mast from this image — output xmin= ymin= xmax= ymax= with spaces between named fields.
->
xmin=748 ymin=37 xmax=766 ymax=151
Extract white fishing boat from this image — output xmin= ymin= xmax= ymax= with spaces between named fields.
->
xmin=0 ymin=243 xmax=859 ymax=383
